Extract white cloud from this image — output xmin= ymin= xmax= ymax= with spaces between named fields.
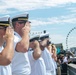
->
xmin=50 ymin=34 xmax=76 ymax=50
xmin=30 ymin=14 xmax=76 ymax=26
xmin=67 ymin=7 xmax=76 ymax=13
xmin=0 ymin=0 xmax=76 ymax=14
xmin=50 ymin=34 xmax=65 ymax=43
xmin=49 ymin=34 xmax=66 ymax=49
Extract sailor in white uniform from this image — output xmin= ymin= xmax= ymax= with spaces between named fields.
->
xmin=39 ymin=33 xmax=54 ymax=75
xmin=0 ymin=16 xmax=14 ymax=75
xmin=28 ymin=35 xmax=46 ymax=75
xmin=11 ymin=14 xmax=31 ymax=75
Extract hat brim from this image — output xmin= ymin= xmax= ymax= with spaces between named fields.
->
xmin=0 ymin=23 xmax=9 ymax=26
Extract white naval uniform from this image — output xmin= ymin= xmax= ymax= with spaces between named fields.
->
xmin=41 ymin=48 xmax=54 ymax=75
xmin=28 ymin=50 xmax=46 ymax=75
xmin=51 ymin=55 xmax=57 ymax=75
xmin=0 ymin=46 xmax=12 ymax=75
xmin=11 ymin=32 xmax=31 ymax=75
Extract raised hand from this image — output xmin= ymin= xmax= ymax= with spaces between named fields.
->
xmin=3 ymin=26 xmax=14 ymax=41
xmin=30 ymin=40 xmax=40 ymax=50
xmin=22 ymin=22 xmax=31 ymax=35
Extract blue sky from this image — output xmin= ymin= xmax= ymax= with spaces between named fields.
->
xmin=0 ymin=0 xmax=76 ymax=50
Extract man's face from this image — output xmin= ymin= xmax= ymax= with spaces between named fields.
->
xmin=16 ymin=20 xmax=31 ymax=30
xmin=39 ymin=38 xmax=48 ymax=47
xmin=15 ymin=21 xmax=27 ymax=33
xmin=15 ymin=20 xmax=31 ymax=36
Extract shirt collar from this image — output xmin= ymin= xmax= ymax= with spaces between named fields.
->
xmin=14 ymin=31 xmax=21 ymax=38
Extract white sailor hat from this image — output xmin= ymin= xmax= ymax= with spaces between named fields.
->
xmin=40 ymin=33 xmax=49 ymax=41
xmin=0 ymin=15 xmax=10 ymax=27
xmin=12 ymin=13 xmax=31 ymax=23
xmin=30 ymin=34 xmax=40 ymax=42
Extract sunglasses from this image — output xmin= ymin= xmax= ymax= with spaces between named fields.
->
xmin=18 ymin=21 xmax=26 ymax=24
xmin=18 ymin=21 xmax=31 ymax=24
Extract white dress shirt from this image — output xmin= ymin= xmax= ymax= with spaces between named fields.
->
xmin=28 ymin=50 xmax=46 ymax=75
xmin=11 ymin=32 xmax=31 ymax=75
